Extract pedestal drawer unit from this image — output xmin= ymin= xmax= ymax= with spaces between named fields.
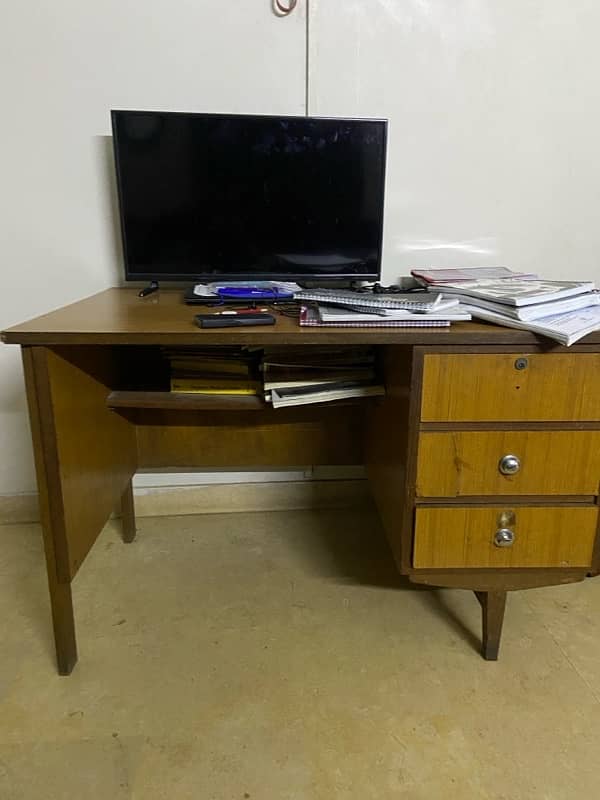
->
xmin=369 ymin=346 xmax=600 ymax=660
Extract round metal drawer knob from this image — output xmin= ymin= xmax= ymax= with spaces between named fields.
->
xmin=499 ymin=454 xmax=521 ymax=475
xmin=495 ymin=528 xmax=515 ymax=548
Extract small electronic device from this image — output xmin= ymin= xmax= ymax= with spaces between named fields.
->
xmin=216 ymin=286 xmax=294 ymax=300
xmin=195 ymin=313 xmax=276 ymax=328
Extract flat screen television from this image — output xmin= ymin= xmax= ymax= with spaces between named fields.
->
xmin=111 ymin=110 xmax=387 ymax=283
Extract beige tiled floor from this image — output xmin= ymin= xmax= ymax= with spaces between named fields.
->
xmin=1 ymin=507 xmax=600 ymax=799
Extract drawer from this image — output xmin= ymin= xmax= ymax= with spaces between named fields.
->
xmin=421 ymin=353 xmax=600 ymax=422
xmin=416 ymin=430 xmax=600 ymax=497
xmin=413 ymin=506 xmax=598 ymax=569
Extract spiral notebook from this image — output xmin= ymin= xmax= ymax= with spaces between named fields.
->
xmin=294 ymin=289 xmax=450 ymax=312
xmin=299 ymin=305 xmax=451 ymax=328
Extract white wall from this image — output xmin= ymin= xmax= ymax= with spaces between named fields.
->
xmin=310 ymin=0 xmax=600 ymax=285
xmin=0 ymin=1 xmax=306 ymax=495
xmin=3 ymin=1 xmax=600 ymax=498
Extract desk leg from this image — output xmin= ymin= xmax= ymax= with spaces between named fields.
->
xmin=120 ymin=480 xmax=137 ymax=543
xmin=22 ymin=346 xmax=137 ymax=674
xmin=22 ymin=347 xmax=78 ymax=674
xmin=476 ymin=590 xmax=507 ymax=661
xmin=46 ymin=565 xmax=78 ymax=675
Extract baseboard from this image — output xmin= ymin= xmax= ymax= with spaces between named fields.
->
xmin=0 ymin=493 xmax=40 ymax=525
xmin=0 ymin=479 xmax=371 ymax=525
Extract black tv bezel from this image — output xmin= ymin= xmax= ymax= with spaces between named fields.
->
xmin=111 ymin=109 xmax=388 ymax=283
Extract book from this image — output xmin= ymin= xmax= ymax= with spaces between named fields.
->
xmin=261 ymin=344 xmax=381 ymax=408
xmin=171 ymin=378 xmax=260 ymax=394
xmin=430 ymin=279 xmax=595 ymax=307
xmin=168 ymin=359 xmax=252 ymax=376
xmin=462 ymin=303 xmax=600 ymax=346
xmin=163 ymin=346 xmax=261 ymax=395
xmin=269 ymin=381 xmax=385 ymax=408
xmin=411 ymin=267 xmax=537 ymax=285
xmin=430 ymin=291 xmax=600 ymax=322
xmin=264 ymin=369 xmax=375 ymax=391
xmin=262 ymin=347 xmax=375 ymax=368
xmin=263 ymin=361 xmax=374 ymax=374
xmin=299 ymin=305 xmax=451 ymax=328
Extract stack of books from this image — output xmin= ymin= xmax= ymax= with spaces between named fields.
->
xmin=412 ymin=268 xmax=600 ymax=346
xmin=261 ymin=346 xmax=385 ymax=408
xmin=294 ymin=288 xmax=471 ymax=328
xmin=163 ymin=347 xmax=261 ymax=395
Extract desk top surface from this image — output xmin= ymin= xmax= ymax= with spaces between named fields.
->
xmin=3 ymin=289 xmax=600 ymax=347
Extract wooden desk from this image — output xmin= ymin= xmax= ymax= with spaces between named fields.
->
xmin=3 ymin=289 xmax=600 ymax=673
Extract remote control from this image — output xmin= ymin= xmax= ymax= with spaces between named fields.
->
xmin=195 ymin=313 xmax=276 ymax=328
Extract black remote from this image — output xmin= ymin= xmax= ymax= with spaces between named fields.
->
xmin=195 ymin=313 xmax=276 ymax=328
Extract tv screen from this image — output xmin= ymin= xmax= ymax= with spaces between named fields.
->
xmin=111 ymin=110 xmax=387 ymax=282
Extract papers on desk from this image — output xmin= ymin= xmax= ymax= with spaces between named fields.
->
xmin=293 ymin=288 xmax=471 ymax=329
xmin=261 ymin=345 xmax=384 ymax=407
xmin=299 ymin=303 xmax=470 ymax=328
xmin=412 ymin=267 xmax=600 ymax=345
xmin=295 ymin=288 xmax=454 ymax=312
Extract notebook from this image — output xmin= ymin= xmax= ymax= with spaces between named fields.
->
xmin=316 ymin=305 xmax=471 ymax=323
xmin=299 ymin=305 xmax=451 ymax=328
xmin=294 ymin=289 xmax=451 ymax=312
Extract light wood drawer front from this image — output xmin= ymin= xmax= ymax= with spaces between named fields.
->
xmin=416 ymin=430 xmax=600 ymax=497
xmin=413 ymin=507 xmax=598 ymax=569
xmin=421 ymin=353 xmax=600 ymax=422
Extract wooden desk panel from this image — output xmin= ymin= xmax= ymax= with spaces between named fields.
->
xmin=24 ymin=346 xmax=137 ymax=582
xmin=416 ymin=430 xmax=600 ymax=497
xmin=414 ymin=506 xmax=598 ymax=569
xmin=135 ymin=406 xmax=365 ymax=468
xmin=421 ymin=352 xmax=600 ymax=422
xmin=5 ymin=289 xmax=600 ymax=346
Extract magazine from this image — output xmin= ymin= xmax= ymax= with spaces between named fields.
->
xmin=429 ymin=290 xmax=600 ymax=321
xmin=270 ymin=381 xmax=385 ymax=408
xmin=462 ymin=304 xmax=600 ymax=346
xmin=433 ymin=279 xmax=595 ymax=307
xmin=411 ymin=267 xmax=535 ymax=285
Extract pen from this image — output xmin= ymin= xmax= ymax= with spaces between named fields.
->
xmin=216 ymin=307 xmax=269 ymax=315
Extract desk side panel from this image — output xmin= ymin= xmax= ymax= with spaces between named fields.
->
xmin=366 ymin=346 xmax=418 ymax=573
xmin=29 ymin=346 xmax=137 ymax=580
